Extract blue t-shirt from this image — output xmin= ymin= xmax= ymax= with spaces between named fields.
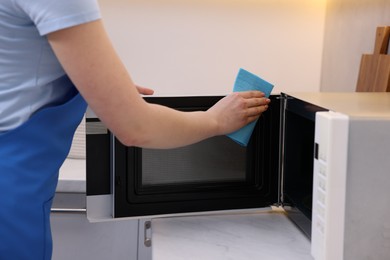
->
xmin=0 ymin=0 xmax=101 ymax=132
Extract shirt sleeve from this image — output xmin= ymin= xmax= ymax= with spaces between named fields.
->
xmin=13 ymin=0 xmax=101 ymax=36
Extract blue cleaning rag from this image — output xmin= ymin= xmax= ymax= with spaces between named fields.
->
xmin=227 ymin=68 xmax=274 ymax=146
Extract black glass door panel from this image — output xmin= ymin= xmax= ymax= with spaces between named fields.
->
xmin=112 ymin=96 xmax=281 ymax=218
xmin=141 ymin=136 xmax=246 ymax=186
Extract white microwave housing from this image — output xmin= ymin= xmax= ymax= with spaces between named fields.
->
xmin=302 ymin=93 xmax=390 ymax=260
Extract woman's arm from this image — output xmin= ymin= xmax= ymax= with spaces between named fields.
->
xmin=47 ymin=20 xmax=269 ymax=149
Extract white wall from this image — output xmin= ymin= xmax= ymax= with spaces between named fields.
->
xmin=320 ymin=0 xmax=390 ymax=92
xmin=98 ymin=0 xmax=326 ymax=95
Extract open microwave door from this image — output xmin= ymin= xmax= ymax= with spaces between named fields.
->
xmin=86 ymin=96 xmax=281 ymax=222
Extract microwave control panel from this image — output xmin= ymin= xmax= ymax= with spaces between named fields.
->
xmin=311 ymin=111 xmax=348 ymax=260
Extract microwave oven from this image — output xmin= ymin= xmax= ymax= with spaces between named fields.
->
xmin=86 ymin=92 xmax=390 ymax=259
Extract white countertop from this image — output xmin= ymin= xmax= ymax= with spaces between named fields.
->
xmin=57 ymin=158 xmax=86 ymax=193
xmin=152 ymin=209 xmax=313 ymax=260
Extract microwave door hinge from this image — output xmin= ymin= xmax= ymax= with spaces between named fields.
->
xmin=276 ymin=94 xmax=293 ymax=207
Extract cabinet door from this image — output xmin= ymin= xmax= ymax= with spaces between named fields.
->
xmin=51 ymin=212 xmax=140 ymax=260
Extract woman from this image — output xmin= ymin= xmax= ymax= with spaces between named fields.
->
xmin=0 ymin=0 xmax=270 ymax=259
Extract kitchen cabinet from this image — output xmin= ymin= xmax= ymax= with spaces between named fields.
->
xmin=56 ymin=158 xmax=312 ymax=260
xmin=51 ymin=211 xmax=140 ymax=260
xmin=53 ymin=159 xmax=151 ymax=260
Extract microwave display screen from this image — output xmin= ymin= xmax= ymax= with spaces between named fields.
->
xmin=141 ymin=136 xmax=246 ymax=185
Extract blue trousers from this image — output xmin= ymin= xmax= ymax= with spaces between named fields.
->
xmin=0 ymin=91 xmax=86 ymax=260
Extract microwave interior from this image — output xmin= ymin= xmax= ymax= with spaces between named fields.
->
xmin=86 ymin=94 xmax=327 ymax=237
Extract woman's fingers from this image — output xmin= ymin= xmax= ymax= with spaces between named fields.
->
xmin=245 ymin=106 xmax=268 ymax=122
xmin=246 ymin=97 xmax=271 ymax=108
xmin=206 ymin=90 xmax=272 ymax=135
xmin=135 ymin=85 xmax=155 ymax=95
xmin=239 ymin=92 xmax=271 ymax=122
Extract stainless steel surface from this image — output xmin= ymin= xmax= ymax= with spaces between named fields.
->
xmin=51 ymin=208 xmax=86 ymax=213
xmin=51 ymin=192 xmax=86 ymax=214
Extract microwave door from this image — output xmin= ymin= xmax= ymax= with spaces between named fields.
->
xmin=280 ymin=93 xmax=328 ymax=238
xmin=86 ymin=95 xmax=281 ymax=222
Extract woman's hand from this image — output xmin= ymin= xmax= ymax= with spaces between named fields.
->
xmin=206 ymin=91 xmax=270 ymax=135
